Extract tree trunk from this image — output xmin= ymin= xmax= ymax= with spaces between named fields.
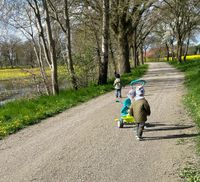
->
xmin=136 ymin=51 xmax=140 ymax=66
xmin=8 ymin=50 xmax=14 ymax=68
xmin=64 ymin=0 xmax=78 ymax=90
xmin=34 ymin=39 xmax=50 ymax=95
xmin=109 ymin=39 xmax=117 ymax=73
xmin=144 ymin=48 xmax=147 ymax=62
xmin=170 ymin=39 xmax=175 ymax=61
xmin=30 ymin=0 xmax=51 ymax=68
xmin=133 ymin=29 xmax=137 ymax=68
xmin=95 ymin=42 xmax=101 ymax=72
xmin=165 ymin=43 xmax=170 ymax=61
xmin=98 ymin=0 xmax=109 ymax=85
xmin=130 ymin=44 xmax=134 ymax=67
xmin=183 ymin=34 xmax=190 ymax=62
xmin=91 ymin=20 xmax=101 ymax=80
xmin=118 ymin=33 xmax=130 ymax=74
xmin=28 ymin=0 xmax=56 ymax=94
xmin=140 ymin=44 xmax=144 ymax=65
xmin=43 ymin=0 xmax=59 ymax=95
xmin=176 ymin=37 xmax=183 ymax=63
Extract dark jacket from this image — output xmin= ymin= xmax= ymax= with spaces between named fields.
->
xmin=129 ymin=98 xmax=151 ymax=123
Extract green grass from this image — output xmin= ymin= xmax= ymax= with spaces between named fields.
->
xmin=171 ymin=60 xmax=200 ymax=149
xmin=0 ymin=64 xmax=148 ymax=139
xmin=170 ymin=60 xmax=200 ymax=131
xmin=170 ymin=60 xmax=200 ymax=181
xmin=180 ymin=167 xmax=200 ymax=182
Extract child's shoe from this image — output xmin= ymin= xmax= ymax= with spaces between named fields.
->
xmin=135 ymin=136 xmax=143 ymax=141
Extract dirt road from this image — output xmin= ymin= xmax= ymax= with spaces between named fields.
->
xmin=0 ymin=62 xmax=199 ymax=182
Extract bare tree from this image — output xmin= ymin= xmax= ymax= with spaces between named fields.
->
xmin=0 ymin=36 xmax=21 ymax=68
xmin=7 ymin=1 xmax=51 ymax=94
xmin=47 ymin=0 xmax=78 ymax=90
xmin=26 ymin=0 xmax=59 ymax=94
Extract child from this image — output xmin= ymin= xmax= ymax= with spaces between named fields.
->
xmin=114 ymin=71 xmax=120 ymax=79
xmin=113 ymin=74 xmax=122 ymax=98
xmin=129 ymin=86 xmax=151 ymax=141
xmin=121 ymin=90 xmax=135 ymax=116
xmin=127 ymin=86 xmax=136 ymax=102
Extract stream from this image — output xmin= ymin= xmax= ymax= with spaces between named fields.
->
xmin=0 ymin=79 xmax=39 ymax=106
xmin=0 ymin=77 xmax=71 ymax=106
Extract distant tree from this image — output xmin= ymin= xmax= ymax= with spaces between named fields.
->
xmin=132 ymin=6 xmax=160 ymax=66
xmin=0 ymin=35 xmax=21 ymax=68
xmin=163 ymin=0 xmax=200 ymax=63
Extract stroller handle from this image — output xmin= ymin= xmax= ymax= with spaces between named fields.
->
xmin=130 ymin=79 xmax=146 ymax=86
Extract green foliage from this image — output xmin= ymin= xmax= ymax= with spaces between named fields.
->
xmin=180 ymin=167 xmax=200 ymax=182
xmin=0 ymin=64 xmax=148 ymax=139
xmin=73 ymin=46 xmax=97 ymax=87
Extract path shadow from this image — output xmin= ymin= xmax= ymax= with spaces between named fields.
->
xmin=141 ymin=122 xmax=198 ymax=141
xmin=145 ymin=122 xmax=166 ymax=127
xmin=144 ymin=124 xmax=195 ymax=132
xmin=117 ymin=122 xmax=195 ymax=133
xmin=143 ymin=133 xmax=199 ymax=141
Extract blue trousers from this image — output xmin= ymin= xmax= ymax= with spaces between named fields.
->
xmin=115 ymin=89 xmax=121 ymax=98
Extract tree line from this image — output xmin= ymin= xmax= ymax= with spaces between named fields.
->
xmin=0 ymin=0 xmax=199 ymax=95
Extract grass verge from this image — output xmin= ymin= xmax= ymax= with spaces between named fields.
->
xmin=170 ymin=60 xmax=200 ymax=181
xmin=0 ymin=64 xmax=148 ymax=139
xmin=180 ymin=167 xmax=200 ymax=182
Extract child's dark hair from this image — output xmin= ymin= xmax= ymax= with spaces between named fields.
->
xmin=115 ymin=73 xmax=120 ymax=78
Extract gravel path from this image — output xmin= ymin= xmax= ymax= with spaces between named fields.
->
xmin=0 ymin=62 xmax=199 ymax=182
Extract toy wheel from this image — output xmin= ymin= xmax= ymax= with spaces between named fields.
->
xmin=118 ymin=119 xmax=124 ymax=128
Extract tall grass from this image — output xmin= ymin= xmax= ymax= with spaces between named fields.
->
xmin=0 ymin=64 xmax=147 ymax=139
